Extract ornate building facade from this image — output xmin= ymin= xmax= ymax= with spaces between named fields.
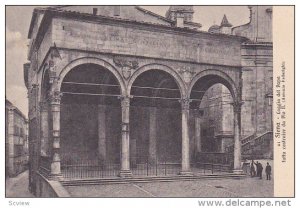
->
xmin=24 ymin=6 xmax=272 ymax=196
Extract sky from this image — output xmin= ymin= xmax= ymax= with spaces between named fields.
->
xmin=5 ymin=6 xmax=250 ymax=116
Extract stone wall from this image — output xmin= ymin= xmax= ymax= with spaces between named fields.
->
xmin=36 ymin=173 xmax=70 ymax=197
xmin=241 ymin=43 xmax=273 ymax=136
xmin=51 ymin=17 xmax=242 ymax=66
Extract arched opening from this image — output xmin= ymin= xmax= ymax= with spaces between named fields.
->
xmin=60 ymin=63 xmax=122 ymax=177
xmin=129 ymin=69 xmax=182 ymax=175
xmin=189 ymin=74 xmax=236 ymax=168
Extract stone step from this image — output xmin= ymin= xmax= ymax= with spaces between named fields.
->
xmin=61 ymin=174 xmax=245 ymax=186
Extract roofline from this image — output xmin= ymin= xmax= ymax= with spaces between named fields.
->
xmin=28 ymin=9 xmax=38 ymax=38
xmin=135 ymin=6 xmax=173 ymax=23
xmin=5 ymin=99 xmax=28 ymax=119
xmin=28 ymin=7 xmax=47 ymax=38
xmin=185 ymin=21 xmax=202 ymax=27
xmin=50 ymin=8 xmax=246 ymax=39
xmin=30 ymin=8 xmax=249 ymax=57
xmin=231 ymin=9 xmax=251 ymax=30
xmin=232 ymin=21 xmax=251 ymax=30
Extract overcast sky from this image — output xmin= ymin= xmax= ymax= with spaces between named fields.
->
xmin=5 ymin=6 xmax=249 ymax=116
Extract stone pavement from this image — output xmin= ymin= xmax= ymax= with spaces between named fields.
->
xmin=6 ymin=170 xmax=34 ymax=198
xmin=66 ymin=176 xmax=273 ymax=197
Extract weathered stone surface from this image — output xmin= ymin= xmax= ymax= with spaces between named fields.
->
xmin=25 ymin=6 xmax=272 ymax=197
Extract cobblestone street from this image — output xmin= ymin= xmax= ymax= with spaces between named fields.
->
xmin=6 ymin=171 xmax=34 ymax=198
xmin=66 ymin=176 xmax=273 ymax=197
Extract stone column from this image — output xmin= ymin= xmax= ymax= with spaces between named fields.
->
xmin=119 ymin=95 xmax=132 ymax=177
xmin=98 ymin=105 xmax=106 ymax=165
xmin=195 ymin=110 xmax=202 ymax=153
xmin=7 ymin=108 xmax=15 ymax=176
xmin=148 ymin=107 xmax=157 ymax=164
xmin=40 ymin=102 xmax=49 ymax=157
xmin=233 ymin=102 xmax=243 ymax=173
xmin=179 ymin=98 xmax=192 ymax=175
xmin=50 ymin=91 xmax=62 ymax=177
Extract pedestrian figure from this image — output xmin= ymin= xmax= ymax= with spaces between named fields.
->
xmin=255 ymin=161 xmax=263 ymax=179
xmin=254 ymin=161 xmax=259 ymax=177
xmin=250 ymin=160 xmax=256 ymax=177
xmin=265 ymin=162 xmax=271 ymax=180
xmin=258 ymin=162 xmax=263 ymax=179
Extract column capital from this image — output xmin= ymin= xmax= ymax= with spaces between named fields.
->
xmin=231 ymin=101 xmax=243 ymax=113
xmin=39 ymin=101 xmax=49 ymax=111
xmin=179 ymin=98 xmax=191 ymax=111
xmin=118 ymin=95 xmax=133 ymax=108
xmin=49 ymin=91 xmax=63 ymax=104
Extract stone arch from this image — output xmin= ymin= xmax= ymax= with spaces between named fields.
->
xmin=127 ymin=63 xmax=186 ymax=98
xmin=57 ymin=57 xmax=126 ymax=95
xmin=188 ymin=69 xmax=239 ymax=102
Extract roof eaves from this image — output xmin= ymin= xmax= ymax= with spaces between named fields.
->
xmin=27 ymin=7 xmax=49 ymax=38
xmin=135 ymin=6 xmax=173 ymax=23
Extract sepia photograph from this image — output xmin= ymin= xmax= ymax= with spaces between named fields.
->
xmin=4 ymin=3 xmax=295 ymax=202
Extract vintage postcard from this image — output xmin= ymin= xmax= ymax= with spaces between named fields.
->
xmin=4 ymin=3 xmax=295 ymax=206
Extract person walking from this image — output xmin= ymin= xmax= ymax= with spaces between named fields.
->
xmin=255 ymin=161 xmax=263 ymax=179
xmin=258 ymin=162 xmax=263 ymax=179
xmin=265 ymin=162 xmax=272 ymax=180
xmin=250 ymin=160 xmax=256 ymax=177
xmin=255 ymin=161 xmax=259 ymax=177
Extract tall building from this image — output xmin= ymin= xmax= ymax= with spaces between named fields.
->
xmin=23 ymin=6 xmax=272 ymax=196
xmin=5 ymin=99 xmax=29 ymax=177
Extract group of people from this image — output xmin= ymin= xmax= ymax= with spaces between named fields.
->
xmin=250 ymin=160 xmax=272 ymax=180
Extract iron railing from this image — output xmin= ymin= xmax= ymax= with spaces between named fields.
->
xmin=194 ymin=152 xmax=234 ymax=173
xmin=51 ymin=152 xmax=235 ymax=179
xmin=62 ymin=160 xmax=120 ymax=179
xmin=130 ymin=156 xmax=181 ymax=176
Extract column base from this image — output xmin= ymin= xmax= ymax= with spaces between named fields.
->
xmin=179 ymin=171 xmax=193 ymax=176
xmin=49 ymin=173 xmax=63 ymax=181
xmin=232 ymin=169 xmax=244 ymax=174
xmin=51 ymin=162 xmax=61 ymax=176
xmin=119 ymin=170 xmax=132 ymax=178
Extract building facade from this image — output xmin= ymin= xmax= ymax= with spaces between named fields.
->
xmin=200 ymin=6 xmax=273 ymax=156
xmin=24 ymin=6 xmax=272 ymax=195
xmin=5 ymin=99 xmax=29 ymax=178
